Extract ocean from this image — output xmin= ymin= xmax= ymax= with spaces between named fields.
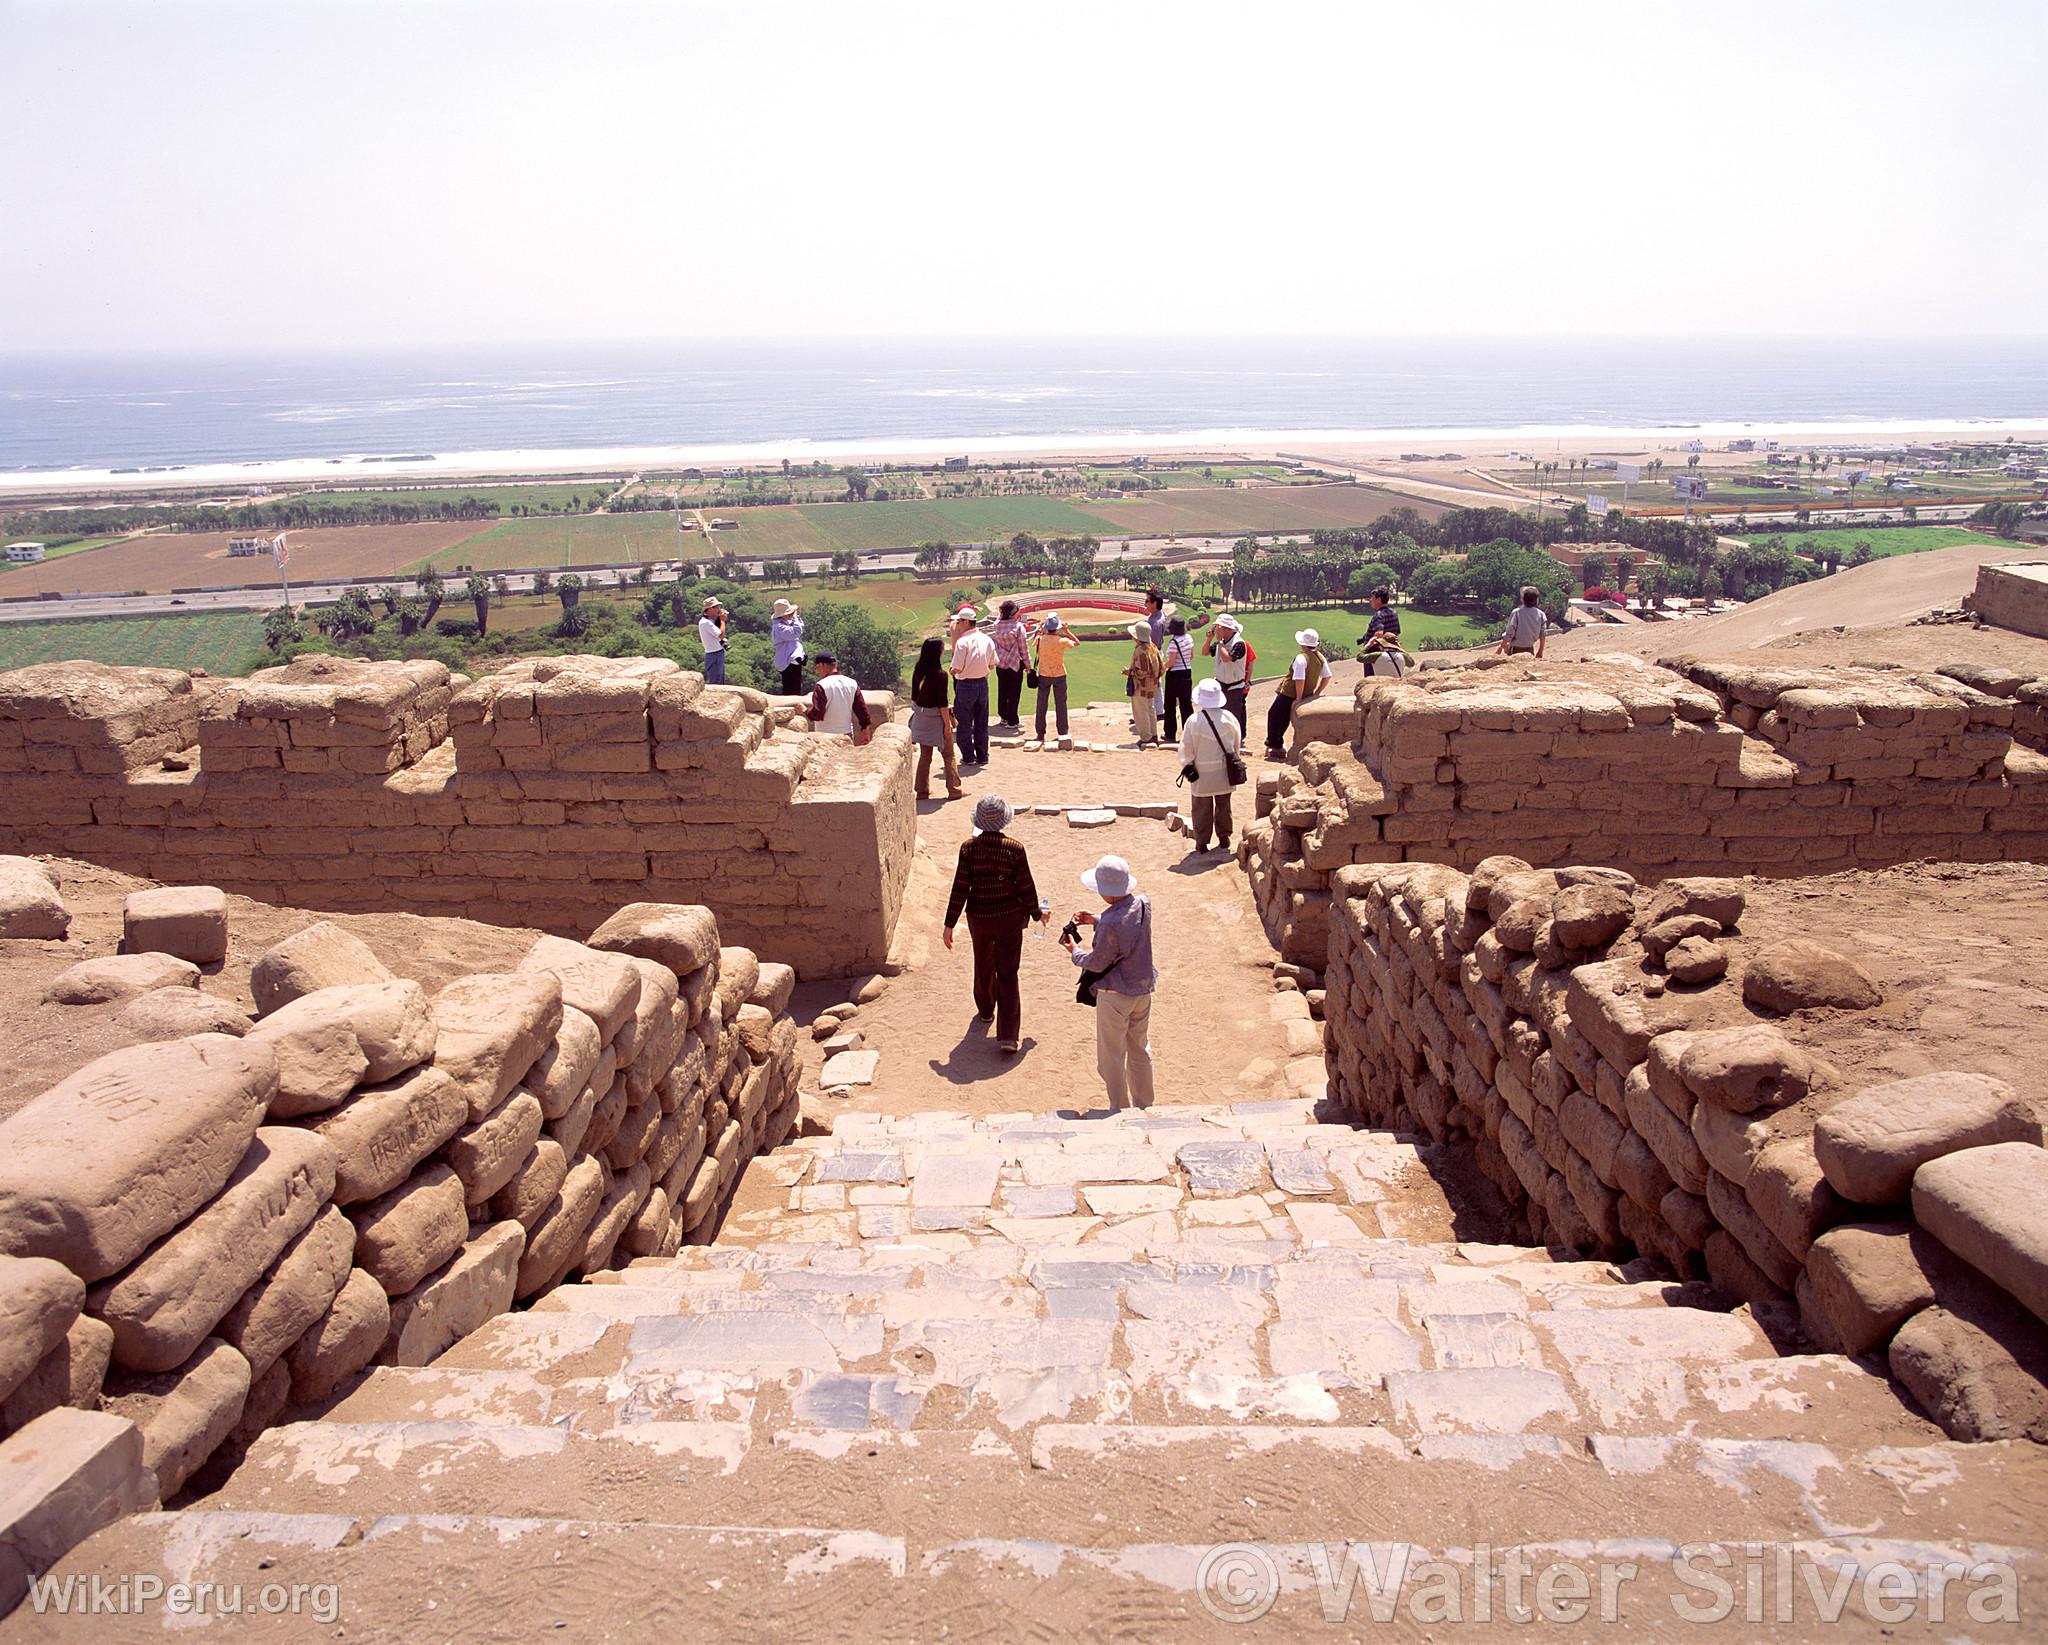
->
xmin=2 ymin=337 xmax=2044 ymax=485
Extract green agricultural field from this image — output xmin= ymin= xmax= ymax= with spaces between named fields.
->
xmin=1744 ymin=526 xmax=1992 ymax=560
xmin=290 ymin=481 xmax=622 ymax=513
xmin=412 ymin=513 xmax=710 ymax=573
xmin=0 ymin=610 xmax=266 ymax=674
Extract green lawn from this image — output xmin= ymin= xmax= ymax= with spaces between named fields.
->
xmin=1741 ymin=526 xmax=1993 ymax=561
xmin=0 ymin=611 xmax=266 ymax=674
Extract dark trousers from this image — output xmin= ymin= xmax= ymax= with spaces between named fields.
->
xmin=779 ymin=661 xmax=804 ymax=695
xmin=1162 ymin=670 xmax=1194 ymax=740
xmin=1191 ymin=791 xmax=1235 ymax=849
xmin=968 ymin=912 xmax=1025 ymax=1042
xmin=995 ymin=667 xmax=1024 ymax=725
xmin=1265 ymin=692 xmax=1294 ymax=754
xmin=1033 ymin=675 xmax=1070 ymax=738
xmin=703 ymin=650 xmax=726 ymax=684
xmin=953 ymin=676 xmax=990 ymax=763
xmin=1223 ymin=684 xmax=1248 ymax=735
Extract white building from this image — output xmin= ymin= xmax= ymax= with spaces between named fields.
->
xmin=5 ymin=541 xmax=45 ymax=564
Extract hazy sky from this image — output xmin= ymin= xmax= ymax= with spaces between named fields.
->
xmin=3 ymin=0 xmax=2043 ymax=353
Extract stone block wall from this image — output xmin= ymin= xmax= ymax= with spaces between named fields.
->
xmin=0 ymin=905 xmax=802 ymax=1529
xmin=1965 ymin=560 xmax=2048 ymax=641
xmin=1322 ymin=859 xmax=2048 ymax=1443
xmin=0 ymin=655 xmax=914 ymax=979
xmin=1242 ymin=659 xmax=2048 ymax=962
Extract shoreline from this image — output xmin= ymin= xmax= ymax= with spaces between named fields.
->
xmin=5 ymin=415 xmax=2046 ymax=498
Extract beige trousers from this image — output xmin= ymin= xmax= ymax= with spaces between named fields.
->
xmin=1095 ymin=988 xmax=1155 ymax=1109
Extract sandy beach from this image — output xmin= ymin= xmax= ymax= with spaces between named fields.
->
xmin=6 ymin=417 xmax=2046 ymax=500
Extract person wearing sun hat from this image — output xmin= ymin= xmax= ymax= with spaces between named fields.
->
xmin=1204 ymin=611 xmax=1251 ymax=732
xmin=770 ymin=598 xmax=806 ymax=695
xmin=942 ymin=791 xmax=1045 ymax=1052
xmin=1064 ymin=854 xmax=1156 ymax=1110
xmin=1177 ymin=676 xmax=1245 ymax=853
xmin=698 ymin=596 xmax=729 ymax=684
xmin=1029 ymin=612 xmax=1079 ymax=741
xmin=1264 ymin=625 xmax=1329 ymax=760
xmin=1124 ymin=621 xmax=1165 ymax=748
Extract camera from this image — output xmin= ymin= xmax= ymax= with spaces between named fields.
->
xmin=1059 ymin=919 xmax=1083 ymax=945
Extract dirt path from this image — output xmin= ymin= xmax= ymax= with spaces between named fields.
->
xmin=791 ymin=702 xmax=1311 ymax=1121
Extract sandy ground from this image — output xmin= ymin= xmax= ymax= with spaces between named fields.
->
xmin=4 ymin=521 xmax=490 ymax=596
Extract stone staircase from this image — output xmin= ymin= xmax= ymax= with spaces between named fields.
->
xmin=15 ymin=1100 xmax=2047 ymax=1639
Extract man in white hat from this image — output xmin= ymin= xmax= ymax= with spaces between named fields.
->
xmin=1264 ymin=626 xmax=1328 ymax=760
xmin=1203 ymin=612 xmax=1250 ymax=732
xmin=1064 ymin=854 xmax=1156 ymax=1110
xmin=698 ymin=596 xmax=729 ymax=684
xmin=943 ymin=792 xmax=1046 ymax=1052
xmin=948 ymin=608 xmax=997 ymax=768
xmin=770 ymin=598 xmax=806 ymax=695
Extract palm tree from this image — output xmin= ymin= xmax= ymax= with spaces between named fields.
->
xmin=466 ymin=572 xmax=491 ymax=634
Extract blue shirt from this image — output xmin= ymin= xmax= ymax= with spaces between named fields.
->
xmin=771 ymin=615 xmax=806 ymax=670
xmin=1072 ymin=893 xmax=1156 ymax=996
xmin=1364 ymin=606 xmax=1401 ymax=644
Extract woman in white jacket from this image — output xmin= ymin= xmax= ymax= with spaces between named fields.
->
xmin=1177 ymin=677 xmax=1245 ymax=853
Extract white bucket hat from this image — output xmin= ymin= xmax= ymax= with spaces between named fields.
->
xmin=1214 ymin=612 xmax=1241 ymax=632
xmin=702 ymin=596 xmax=726 ymax=613
xmin=771 ymin=599 xmax=797 ymax=619
xmin=1127 ymin=622 xmax=1150 ymax=642
xmin=1194 ymin=677 xmax=1227 ymax=710
xmin=1295 ymin=628 xmax=1320 ymax=647
xmin=1081 ymin=855 xmax=1134 ymax=897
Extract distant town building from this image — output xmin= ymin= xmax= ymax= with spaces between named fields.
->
xmin=943 ymin=456 xmax=970 ymax=470
xmin=1729 ymin=439 xmax=1757 ymax=452
xmin=5 ymin=541 xmax=46 ymax=564
xmin=227 ymin=532 xmax=286 ymax=558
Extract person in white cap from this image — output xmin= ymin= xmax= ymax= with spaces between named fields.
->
xmin=1265 ymin=626 xmax=1329 ymax=760
xmin=1177 ymin=676 xmax=1245 ymax=853
xmin=943 ymin=792 xmax=1045 ymax=1052
xmin=1064 ymin=854 xmax=1156 ymax=1110
xmin=1204 ymin=612 xmax=1251 ymax=732
xmin=770 ymin=598 xmax=806 ymax=695
xmin=949 ymin=608 xmax=997 ymax=768
xmin=698 ymin=596 xmax=729 ymax=685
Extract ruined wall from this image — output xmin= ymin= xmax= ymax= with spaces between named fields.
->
xmin=0 ymin=903 xmax=803 ymax=1512
xmin=1322 ymin=859 xmax=2048 ymax=1444
xmin=1242 ymin=659 xmax=2048 ymax=962
xmin=1966 ymin=560 xmax=2048 ymax=642
xmin=0 ymin=654 xmax=915 ymax=979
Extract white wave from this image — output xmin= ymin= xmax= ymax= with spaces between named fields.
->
xmin=891 ymin=386 xmax=1075 ymax=402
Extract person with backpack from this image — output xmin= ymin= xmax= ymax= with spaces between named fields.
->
xmin=1177 ymin=677 xmax=1246 ymax=853
xmin=1204 ymin=612 xmax=1251 ymax=732
xmin=1264 ymin=627 xmax=1329 ymax=760
xmin=1160 ymin=616 xmax=1196 ymax=740
xmin=1029 ymin=614 xmax=1079 ymax=741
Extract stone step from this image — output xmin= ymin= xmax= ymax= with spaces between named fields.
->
xmin=32 ymin=1478 xmax=2043 ymax=1642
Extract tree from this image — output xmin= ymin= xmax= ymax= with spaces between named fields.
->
xmin=1579 ymin=553 xmax=1609 ymax=593
xmin=414 ymin=567 xmax=445 ymax=629
xmin=1345 ymin=562 xmax=1399 ymax=599
xmin=555 ymin=605 xmax=593 ymax=639
xmin=913 ymin=540 xmax=955 ymax=575
xmin=532 ymin=570 xmax=553 ymax=598
xmin=376 ymin=584 xmax=403 ymax=618
xmin=466 ymin=572 xmax=491 ymax=634
xmin=1376 ymin=533 xmax=1435 ymax=586
xmin=556 ymin=572 xmax=583 ymax=611
xmin=491 ymin=574 xmax=511 ymax=600
xmin=319 ymin=587 xmax=377 ymax=641
xmin=1846 ymin=540 xmax=1875 ymax=569
xmin=842 ymin=468 xmax=871 ymax=501
xmin=262 ymin=604 xmax=304 ymax=652
xmin=1612 ymin=553 xmax=1635 ymax=593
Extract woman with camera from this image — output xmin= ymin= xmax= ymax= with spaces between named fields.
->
xmin=1063 ymin=855 xmax=1156 ymax=1111
xmin=1176 ymin=677 xmax=1245 ymax=854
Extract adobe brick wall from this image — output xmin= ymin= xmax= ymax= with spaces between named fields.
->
xmin=1322 ymin=860 xmax=2048 ymax=1444
xmin=1965 ymin=560 xmax=2048 ymax=642
xmin=0 ymin=907 xmax=803 ymax=1510
xmin=1240 ymin=658 xmax=2048 ymax=961
xmin=0 ymin=655 xmax=915 ymax=980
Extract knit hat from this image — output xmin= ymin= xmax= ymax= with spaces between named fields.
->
xmin=1082 ymin=855 xmax=1134 ymax=897
xmin=1194 ymin=678 xmax=1227 ymax=710
xmin=973 ymin=793 xmax=1014 ymax=833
